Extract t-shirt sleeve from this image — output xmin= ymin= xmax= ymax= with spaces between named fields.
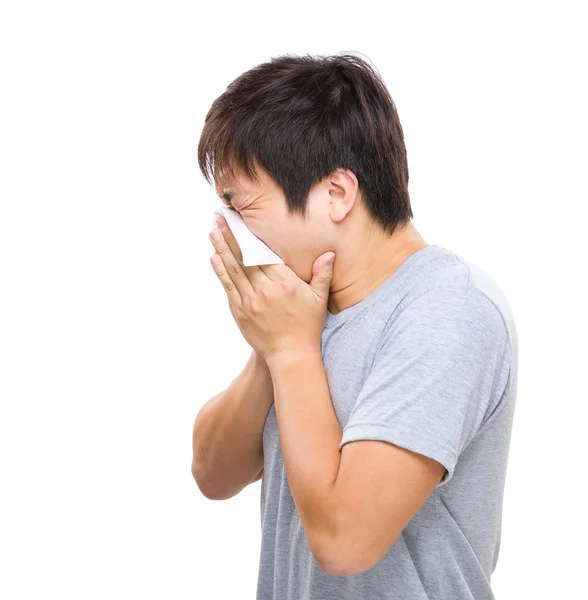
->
xmin=338 ymin=286 xmax=511 ymax=487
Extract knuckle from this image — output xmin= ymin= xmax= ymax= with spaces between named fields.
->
xmin=226 ymin=263 xmax=241 ymax=279
xmin=281 ymin=281 xmax=295 ymax=297
xmin=226 ymin=241 xmax=242 ymax=262
xmin=259 ymin=285 xmax=273 ymax=300
xmin=245 ymin=295 xmax=261 ymax=315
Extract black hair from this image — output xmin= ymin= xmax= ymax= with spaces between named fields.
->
xmin=198 ymin=51 xmax=413 ymax=235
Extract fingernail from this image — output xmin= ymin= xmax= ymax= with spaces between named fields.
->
xmin=216 ymin=215 xmax=228 ymax=229
xmin=209 ymin=229 xmax=222 ymax=243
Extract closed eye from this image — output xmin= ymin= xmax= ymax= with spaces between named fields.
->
xmin=220 ymin=199 xmax=235 ymax=211
xmin=221 ymin=193 xmax=238 ymax=211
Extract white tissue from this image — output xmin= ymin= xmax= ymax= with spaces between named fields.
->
xmin=212 ymin=205 xmax=285 ymax=267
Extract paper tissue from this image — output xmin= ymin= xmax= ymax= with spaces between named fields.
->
xmin=212 ymin=205 xmax=285 ymax=267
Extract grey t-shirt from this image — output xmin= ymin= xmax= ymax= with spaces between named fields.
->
xmin=257 ymin=243 xmax=518 ymax=600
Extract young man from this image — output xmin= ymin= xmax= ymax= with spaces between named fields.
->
xmin=192 ymin=53 xmax=518 ymax=600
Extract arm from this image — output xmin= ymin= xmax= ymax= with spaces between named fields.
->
xmin=192 ymin=348 xmax=274 ymax=500
xmin=265 ymin=350 xmax=445 ymax=576
xmin=264 ymin=350 xmax=342 ymax=542
xmin=265 ymin=287 xmax=510 ymax=576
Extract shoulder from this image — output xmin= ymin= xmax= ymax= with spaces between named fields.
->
xmin=377 ymin=282 xmax=510 ymax=374
xmin=396 ymin=283 xmax=506 ymax=333
xmin=392 ymin=247 xmax=512 ymax=344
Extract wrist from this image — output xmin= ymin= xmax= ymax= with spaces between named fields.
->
xmin=250 ymin=348 xmax=272 ymax=376
xmin=264 ymin=346 xmax=323 ymax=371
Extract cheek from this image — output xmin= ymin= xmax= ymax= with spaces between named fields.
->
xmin=243 ymin=216 xmax=304 ymax=260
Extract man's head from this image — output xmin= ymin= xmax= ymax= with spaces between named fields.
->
xmin=198 ymin=52 xmax=414 ymax=283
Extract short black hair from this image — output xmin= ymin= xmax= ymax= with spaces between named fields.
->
xmin=198 ymin=51 xmax=413 ymax=236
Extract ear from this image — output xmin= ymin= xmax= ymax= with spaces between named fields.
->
xmin=327 ymin=168 xmax=359 ymax=224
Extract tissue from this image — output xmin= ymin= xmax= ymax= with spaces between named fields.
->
xmin=212 ymin=205 xmax=285 ymax=267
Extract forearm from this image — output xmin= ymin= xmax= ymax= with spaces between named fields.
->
xmin=265 ymin=349 xmax=342 ymax=547
xmin=192 ymin=350 xmax=274 ymax=499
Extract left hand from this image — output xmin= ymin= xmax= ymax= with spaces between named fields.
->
xmin=208 ymin=218 xmax=335 ymax=361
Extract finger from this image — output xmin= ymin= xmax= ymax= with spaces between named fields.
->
xmin=209 ymin=226 xmax=254 ymax=298
xmin=216 ymin=216 xmax=267 ymax=286
xmin=215 ymin=215 xmax=244 ymax=264
xmin=210 ymin=251 xmax=243 ymax=308
xmin=227 ymin=297 xmax=237 ymax=322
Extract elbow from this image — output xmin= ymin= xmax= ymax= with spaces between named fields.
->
xmin=314 ymin=548 xmax=377 ymax=577
xmin=191 ymin=462 xmax=254 ymax=501
xmin=309 ymin=528 xmax=383 ymax=577
xmin=191 ymin=466 xmax=214 ymax=500
xmin=306 ymin=506 xmax=367 ymax=576
xmin=307 ymin=536 xmax=354 ymax=577
xmin=194 ymin=476 xmax=231 ymax=501
xmin=314 ymin=550 xmax=372 ymax=577
xmin=194 ymin=479 xmax=223 ymax=501
xmin=191 ymin=462 xmax=228 ymax=501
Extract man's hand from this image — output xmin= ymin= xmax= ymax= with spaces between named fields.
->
xmin=208 ymin=216 xmax=335 ymax=361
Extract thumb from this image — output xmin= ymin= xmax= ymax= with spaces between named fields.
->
xmin=309 ymin=252 xmax=335 ymax=299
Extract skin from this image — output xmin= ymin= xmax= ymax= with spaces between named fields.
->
xmin=207 ymin=162 xmax=446 ymax=576
xmin=213 ymin=162 xmax=430 ymax=316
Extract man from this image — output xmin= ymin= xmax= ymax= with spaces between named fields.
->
xmin=192 ymin=52 xmax=518 ymax=600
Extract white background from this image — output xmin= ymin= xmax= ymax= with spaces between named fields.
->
xmin=1 ymin=1 xmax=586 ymax=598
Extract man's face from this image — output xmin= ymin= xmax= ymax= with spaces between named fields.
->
xmin=215 ymin=164 xmax=333 ymax=283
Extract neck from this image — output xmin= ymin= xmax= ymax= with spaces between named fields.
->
xmin=327 ymin=220 xmax=428 ymax=316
